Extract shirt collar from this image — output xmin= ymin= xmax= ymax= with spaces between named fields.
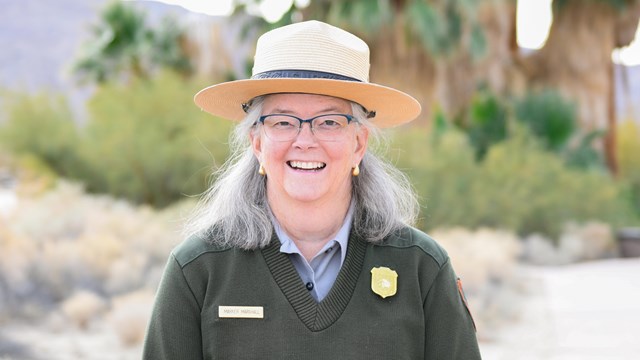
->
xmin=272 ymin=201 xmax=354 ymax=264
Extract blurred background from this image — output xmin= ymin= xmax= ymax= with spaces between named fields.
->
xmin=0 ymin=0 xmax=639 ymax=359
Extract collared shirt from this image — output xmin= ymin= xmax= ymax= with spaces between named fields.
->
xmin=273 ymin=203 xmax=353 ymax=302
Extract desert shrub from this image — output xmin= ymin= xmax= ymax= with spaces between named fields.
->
xmin=457 ymin=88 xmax=575 ymax=160
xmin=0 ymin=91 xmax=83 ymax=178
xmin=0 ymin=74 xmax=230 ymax=210
xmin=514 ymin=89 xmax=576 ymax=152
xmin=430 ymin=227 xmax=522 ymax=339
xmin=61 ymin=290 xmax=107 ymax=329
xmin=79 ymin=71 xmax=233 ymax=207
xmin=461 ymin=89 xmax=509 ymax=160
xmin=387 ymin=126 xmax=478 ymax=231
xmin=617 ymin=119 xmax=640 ymax=215
xmin=108 ymin=290 xmax=155 ymax=346
xmin=389 ymin=124 xmax=635 ymax=239
xmin=521 ymin=221 xmax=618 ymax=264
xmin=459 ymin=88 xmax=604 ymax=171
xmin=475 ymin=126 xmax=632 ymax=238
xmin=0 ymin=152 xmax=58 ymax=196
xmin=0 ymin=180 xmax=185 ymax=320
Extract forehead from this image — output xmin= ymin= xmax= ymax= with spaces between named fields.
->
xmin=262 ymin=93 xmax=352 ymax=114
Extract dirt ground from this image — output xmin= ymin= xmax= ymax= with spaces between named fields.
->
xmin=480 ymin=258 xmax=640 ymax=360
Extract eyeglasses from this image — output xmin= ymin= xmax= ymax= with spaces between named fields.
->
xmin=257 ymin=113 xmax=356 ymax=142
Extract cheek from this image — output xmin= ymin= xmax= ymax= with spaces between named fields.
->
xmin=326 ymin=144 xmax=357 ymax=167
xmin=260 ymin=142 xmax=288 ymax=165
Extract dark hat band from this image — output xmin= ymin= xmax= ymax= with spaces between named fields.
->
xmin=251 ymin=69 xmax=362 ymax=82
xmin=244 ymin=69 xmax=376 ymax=118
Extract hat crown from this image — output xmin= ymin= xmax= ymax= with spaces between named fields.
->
xmin=252 ymin=20 xmax=370 ymax=83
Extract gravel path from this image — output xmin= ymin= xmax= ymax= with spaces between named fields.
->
xmin=480 ymin=258 xmax=640 ymax=359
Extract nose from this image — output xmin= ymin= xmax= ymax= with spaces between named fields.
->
xmin=292 ymin=123 xmax=317 ymax=147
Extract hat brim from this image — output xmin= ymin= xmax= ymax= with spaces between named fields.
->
xmin=193 ymin=78 xmax=421 ymax=128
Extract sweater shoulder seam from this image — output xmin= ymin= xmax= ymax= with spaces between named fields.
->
xmin=377 ymin=226 xmax=449 ymax=268
xmin=172 ymin=234 xmax=234 ymax=268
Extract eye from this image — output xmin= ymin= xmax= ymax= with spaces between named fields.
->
xmin=315 ymin=116 xmax=346 ymax=129
xmin=265 ymin=116 xmax=298 ymax=129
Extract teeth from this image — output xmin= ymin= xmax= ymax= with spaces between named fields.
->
xmin=289 ymin=161 xmax=325 ymax=170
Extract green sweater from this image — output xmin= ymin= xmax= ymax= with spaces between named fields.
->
xmin=143 ymin=226 xmax=481 ymax=359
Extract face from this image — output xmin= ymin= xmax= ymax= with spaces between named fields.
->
xmin=250 ymin=93 xmax=369 ymax=208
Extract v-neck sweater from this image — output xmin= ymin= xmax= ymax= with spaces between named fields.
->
xmin=143 ymin=226 xmax=481 ymax=359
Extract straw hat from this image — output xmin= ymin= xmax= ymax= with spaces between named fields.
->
xmin=194 ymin=20 xmax=421 ymax=128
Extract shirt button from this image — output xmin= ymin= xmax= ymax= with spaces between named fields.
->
xmin=305 ymin=282 xmax=314 ymax=291
xmin=325 ymin=247 xmax=333 ymax=254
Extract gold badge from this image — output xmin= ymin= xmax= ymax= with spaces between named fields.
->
xmin=371 ymin=266 xmax=398 ymax=298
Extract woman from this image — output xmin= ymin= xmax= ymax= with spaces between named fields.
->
xmin=143 ymin=20 xmax=481 ymax=359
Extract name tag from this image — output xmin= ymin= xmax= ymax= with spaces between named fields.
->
xmin=218 ymin=306 xmax=264 ymax=319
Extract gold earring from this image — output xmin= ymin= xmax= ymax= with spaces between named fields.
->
xmin=352 ymin=164 xmax=360 ymax=177
xmin=259 ymin=164 xmax=266 ymax=176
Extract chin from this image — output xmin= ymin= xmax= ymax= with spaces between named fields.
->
xmin=285 ymin=191 xmax=325 ymax=203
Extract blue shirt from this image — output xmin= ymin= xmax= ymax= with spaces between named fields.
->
xmin=273 ymin=204 xmax=353 ymax=302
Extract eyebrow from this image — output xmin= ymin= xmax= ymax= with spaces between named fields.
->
xmin=269 ymin=106 xmax=347 ymax=115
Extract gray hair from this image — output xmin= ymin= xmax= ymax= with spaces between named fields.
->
xmin=183 ymin=96 xmax=419 ymax=249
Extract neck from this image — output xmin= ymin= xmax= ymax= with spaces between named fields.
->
xmin=268 ymin=192 xmax=351 ymax=261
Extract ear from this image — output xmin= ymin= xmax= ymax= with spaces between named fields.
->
xmin=250 ymin=129 xmax=263 ymax=163
xmin=353 ymin=126 xmax=369 ymax=164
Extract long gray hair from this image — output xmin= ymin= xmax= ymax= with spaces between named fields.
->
xmin=183 ymin=96 xmax=419 ymax=249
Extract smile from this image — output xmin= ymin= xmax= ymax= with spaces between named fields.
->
xmin=288 ymin=161 xmax=326 ymax=170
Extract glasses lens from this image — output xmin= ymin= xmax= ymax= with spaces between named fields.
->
xmin=262 ymin=115 xmax=300 ymax=141
xmin=312 ymin=115 xmax=350 ymax=141
xmin=260 ymin=114 xmax=352 ymax=141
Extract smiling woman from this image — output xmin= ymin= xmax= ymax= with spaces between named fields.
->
xmin=143 ymin=20 xmax=481 ymax=360
xmin=251 ymin=94 xmax=368 ymax=257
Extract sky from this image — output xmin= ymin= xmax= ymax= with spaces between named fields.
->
xmin=142 ymin=0 xmax=640 ymax=66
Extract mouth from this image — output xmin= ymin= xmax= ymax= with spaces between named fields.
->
xmin=287 ymin=160 xmax=326 ymax=171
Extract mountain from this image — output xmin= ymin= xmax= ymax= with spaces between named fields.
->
xmin=0 ymin=0 xmax=109 ymax=92
xmin=0 ymin=0 xmax=226 ymax=121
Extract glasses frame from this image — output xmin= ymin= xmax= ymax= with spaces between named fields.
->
xmin=257 ymin=113 xmax=356 ymax=142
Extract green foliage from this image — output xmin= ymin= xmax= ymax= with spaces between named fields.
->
xmin=477 ymin=125 xmax=631 ymax=237
xmin=0 ymin=73 xmax=233 ymax=208
xmin=326 ymin=0 xmax=393 ymax=34
xmin=514 ymin=90 xmax=576 ymax=152
xmin=232 ymin=0 xmax=485 ymax=61
xmin=151 ymin=16 xmax=193 ymax=76
xmin=390 ymin=123 xmax=636 ymax=239
xmin=459 ymin=88 xmax=604 ymax=170
xmin=388 ymin=127 xmax=479 ymax=231
xmin=406 ymin=1 xmax=447 ymax=54
xmin=0 ymin=91 xmax=82 ymax=177
xmin=554 ymin=0 xmax=637 ymax=11
xmin=563 ymin=129 xmax=607 ymax=170
xmin=469 ymin=23 xmax=487 ymax=61
xmin=463 ymin=89 xmax=509 ymax=160
xmin=617 ymin=119 xmax=640 ymax=215
xmin=404 ymin=0 xmax=485 ymax=59
xmin=79 ymin=71 xmax=233 ymax=207
xmin=72 ymin=0 xmax=191 ymax=84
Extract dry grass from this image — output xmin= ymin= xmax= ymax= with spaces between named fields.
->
xmin=430 ymin=227 xmax=523 ymax=340
xmin=0 ymin=180 xmax=187 ymax=322
xmin=521 ymin=221 xmax=617 ymax=265
xmin=107 ymin=289 xmax=156 ymax=346
xmin=61 ymin=290 xmax=107 ymax=329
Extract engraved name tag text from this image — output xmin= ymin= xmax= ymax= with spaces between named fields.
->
xmin=218 ymin=306 xmax=264 ymax=319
